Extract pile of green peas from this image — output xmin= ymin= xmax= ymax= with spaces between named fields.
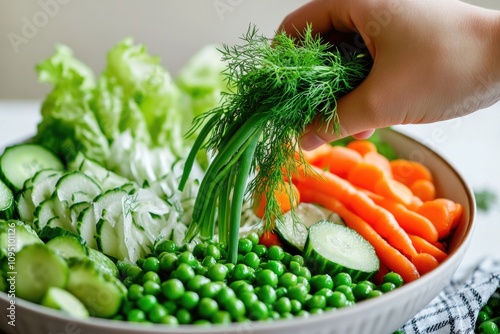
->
xmin=476 ymin=289 xmax=500 ymax=333
xmin=115 ymin=232 xmax=404 ymax=325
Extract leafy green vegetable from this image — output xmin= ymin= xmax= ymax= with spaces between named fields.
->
xmin=180 ymin=25 xmax=371 ymax=262
xmin=475 ymin=188 xmax=498 ymax=212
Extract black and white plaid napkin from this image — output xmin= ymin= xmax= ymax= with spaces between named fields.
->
xmin=399 ymin=257 xmax=500 ymax=334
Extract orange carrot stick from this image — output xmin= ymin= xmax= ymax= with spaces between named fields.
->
xmin=347 ymin=162 xmax=386 ymax=192
xmin=390 ymin=159 xmax=433 ymax=187
xmin=326 ymin=145 xmax=363 ymax=178
xmin=299 ymin=188 xmax=420 ymax=283
xmin=411 ymin=253 xmax=440 ymax=275
xmin=346 ymin=140 xmax=377 ymax=156
xmin=410 ymin=179 xmax=436 ymax=202
xmin=363 ymin=151 xmax=392 ymax=177
xmin=416 ymin=199 xmax=452 ymax=239
xmin=253 ymin=181 xmax=300 ymax=219
xmin=368 ymin=193 xmax=439 ymax=243
xmin=408 ymin=234 xmax=448 ymax=263
xmin=300 ymin=143 xmax=333 ymax=169
xmin=373 ymin=177 xmax=414 ymax=206
xmin=293 ymin=165 xmax=419 ymax=259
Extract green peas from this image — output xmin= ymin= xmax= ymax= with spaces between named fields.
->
xmin=248 ymin=301 xmax=268 ymax=321
xmin=162 ymin=300 xmax=177 ymax=314
xmin=332 ymin=272 xmax=352 ymax=288
xmin=310 ymin=274 xmax=334 ymax=292
xmin=198 ymin=298 xmax=219 ymax=319
xmin=125 ymin=265 xmax=143 ymax=280
xmin=246 ymin=232 xmax=260 ymax=246
xmin=367 ymin=290 xmax=383 ymax=299
xmin=137 ymin=294 xmax=158 ymax=312
xmin=240 ymin=291 xmax=258 ymax=308
xmin=211 ymin=310 xmax=232 ymax=324
xmin=148 ymin=304 xmax=167 ymax=323
xmin=256 ymin=285 xmax=277 ymax=304
xmin=127 ymin=309 xmax=146 ymax=322
xmin=159 ymin=253 xmax=178 ymax=273
xmin=252 ymin=244 xmax=267 ymax=257
xmin=142 ymin=271 xmax=161 ymax=284
xmin=479 ymin=311 xmax=491 ymax=324
xmin=353 ymin=282 xmax=373 ymax=300
xmin=281 ymin=252 xmax=293 ymax=267
xmin=216 ymin=286 xmax=237 ymax=305
xmin=296 ymin=276 xmax=310 ymax=293
xmin=305 ymin=294 xmax=326 ymax=310
xmin=255 ymin=269 xmax=279 ymax=287
xmin=335 ymin=285 xmax=355 ymax=302
xmin=161 ymin=278 xmax=185 ymax=300
xmin=202 ymin=255 xmax=217 ymax=268
xmin=155 ymin=239 xmax=178 ymax=254
xmin=287 ymin=284 xmax=308 ymax=303
xmin=384 ymin=272 xmax=404 ymax=288
xmin=327 ymin=291 xmax=348 ymax=308
xmin=176 ymin=308 xmax=192 ymax=324
xmin=178 ymin=251 xmax=197 ymax=267
xmin=193 ymin=243 xmax=206 ymax=258
xmin=179 ymin=291 xmax=200 ymax=310
xmin=186 ymin=275 xmax=210 ymax=292
xmin=142 ymin=257 xmax=160 ymax=273
xmin=297 ymin=266 xmax=311 ymax=280
xmin=268 ymin=245 xmax=285 ymax=261
xmin=143 ymin=280 xmax=161 ymax=296
xmin=127 ymin=284 xmax=144 ymax=301
xmin=204 ymin=244 xmax=221 ymax=260
xmin=223 ymin=298 xmax=246 ymax=319
xmin=207 ymin=263 xmax=229 ymax=282
xmin=290 ymin=299 xmax=302 ymax=314
xmin=278 ymin=272 xmax=298 ymax=288
xmin=315 ymin=288 xmax=334 ymax=299
xmin=288 ymin=261 xmax=302 ymax=275
xmin=243 ymin=252 xmax=261 ymax=269
xmin=172 ymin=263 xmax=195 ymax=283
xmin=232 ymin=263 xmax=251 ymax=280
xmin=238 ymin=238 xmax=254 ymax=255
xmin=275 ymin=286 xmax=288 ymax=298
xmin=265 ymin=260 xmax=285 ymax=276
xmin=380 ymin=282 xmax=396 ymax=293
xmin=160 ymin=315 xmax=178 ymax=325
xmin=290 ymin=255 xmax=305 ymax=266
xmin=479 ymin=320 xmax=499 ymax=334
xmin=199 ymin=282 xmax=223 ymax=298
xmin=274 ymin=296 xmax=292 ymax=314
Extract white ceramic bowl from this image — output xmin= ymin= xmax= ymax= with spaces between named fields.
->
xmin=0 ymin=127 xmax=475 ymax=334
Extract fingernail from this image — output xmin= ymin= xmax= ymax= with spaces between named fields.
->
xmin=300 ymin=131 xmax=325 ymax=151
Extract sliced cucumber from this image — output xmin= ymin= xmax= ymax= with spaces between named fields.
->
xmin=30 ymin=169 xmax=63 ymax=207
xmin=77 ymin=206 xmax=97 ymax=249
xmin=95 ymin=217 xmax=121 ymax=260
xmin=0 ymin=220 xmax=43 ymax=255
xmin=276 ymin=203 xmax=327 ymax=252
xmin=46 ymin=234 xmax=88 ymax=259
xmin=15 ymin=243 xmax=68 ymax=303
xmin=66 ymin=258 xmax=125 ymax=318
xmin=304 ymin=220 xmax=379 ymax=282
xmin=55 ymin=171 xmax=101 ymax=205
xmin=41 ymin=286 xmax=89 ymax=319
xmin=0 ymin=144 xmax=63 ymax=192
xmin=0 ymin=179 xmax=14 ymax=219
xmin=87 ymin=247 xmax=119 ymax=277
xmin=17 ymin=188 xmax=36 ymax=222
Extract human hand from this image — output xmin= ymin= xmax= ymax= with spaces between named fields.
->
xmin=278 ymin=0 xmax=500 ymax=150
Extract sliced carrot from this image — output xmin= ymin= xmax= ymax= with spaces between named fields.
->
xmin=253 ymin=181 xmax=300 ymax=219
xmin=326 ymin=145 xmax=363 ymax=178
xmin=416 ymin=199 xmax=452 ymax=239
xmin=347 ymin=162 xmax=386 ymax=193
xmin=410 ymin=179 xmax=436 ymax=202
xmin=346 ymin=140 xmax=377 ymax=156
xmin=368 ymin=194 xmax=439 ymax=243
xmin=363 ymin=151 xmax=392 ymax=177
xmin=293 ymin=165 xmax=419 ymax=259
xmin=390 ymin=159 xmax=433 ymax=187
xmin=299 ymin=188 xmax=420 ymax=283
xmin=373 ymin=177 xmax=414 ymax=206
xmin=411 ymin=253 xmax=440 ymax=275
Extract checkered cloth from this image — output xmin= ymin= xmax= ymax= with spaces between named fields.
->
xmin=399 ymin=257 xmax=500 ymax=334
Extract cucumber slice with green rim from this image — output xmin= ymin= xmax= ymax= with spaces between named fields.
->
xmin=304 ymin=220 xmax=379 ymax=282
xmin=0 ymin=144 xmax=63 ymax=192
xmin=0 ymin=179 xmax=14 ymax=219
xmin=30 ymin=169 xmax=63 ymax=207
xmin=0 ymin=220 xmax=43 ymax=255
xmin=55 ymin=171 xmax=101 ymax=205
xmin=46 ymin=234 xmax=88 ymax=259
xmin=41 ymin=286 xmax=89 ymax=319
xmin=66 ymin=258 xmax=125 ymax=318
xmin=87 ymin=247 xmax=119 ymax=277
xmin=95 ymin=217 xmax=121 ymax=259
xmin=17 ymin=188 xmax=36 ymax=222
xmin=77 ymin=207 xmax=97 ymax=249
xmin=15 ymin=243 xmax=68 ymax=303
xmin=276 ymin=203 xmax=327 ymax=252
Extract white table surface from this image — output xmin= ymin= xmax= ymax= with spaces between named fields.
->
xmin=1 ymin=99 xmax=499 ymax=273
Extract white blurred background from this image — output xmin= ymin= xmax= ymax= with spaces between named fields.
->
xmin=1 ymin=0 xmax=499 ymax=99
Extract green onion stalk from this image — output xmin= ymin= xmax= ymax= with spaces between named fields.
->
xmin=178 ymin=25 xmax=371 ymax=263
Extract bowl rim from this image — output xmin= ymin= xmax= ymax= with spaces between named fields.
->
xmin=0 ymin=127 xmax=477 ymax=333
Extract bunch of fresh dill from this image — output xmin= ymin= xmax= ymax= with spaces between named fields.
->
xmin=179 ymin=25 xmax=371 ymax=262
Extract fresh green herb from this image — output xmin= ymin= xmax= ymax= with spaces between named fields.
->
xmin=475 ymin=188 xmax=498 ymax=212
xmin=179 ymin=25 xmax=371 ymax=263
